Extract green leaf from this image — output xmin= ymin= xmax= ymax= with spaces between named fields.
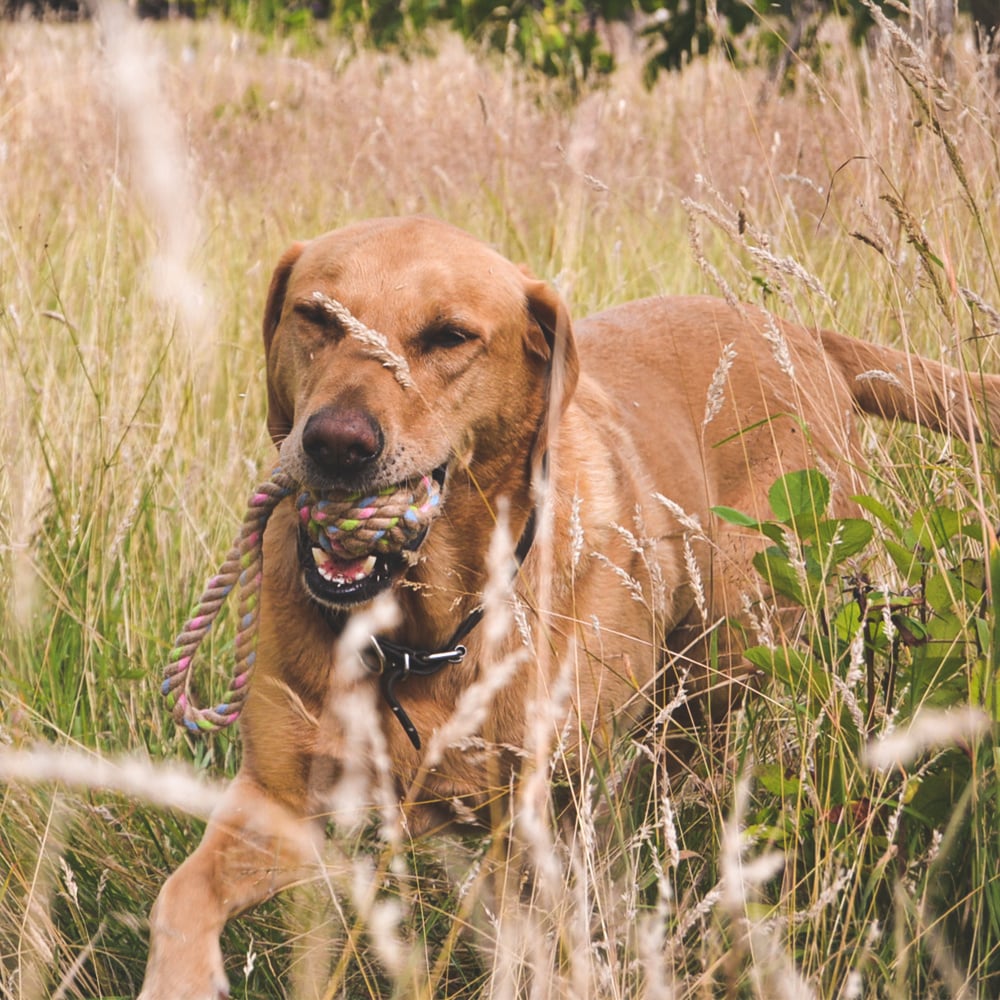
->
xmin=768 ymin=469 xmax=830 ymax=524
xmin=745 ymin=644 xmax=832 ymax=703
xmin=757 ymin=761 xmax=803 ymax=799
xmin=910 ymin=506 xmax=962 ymax=550
xmin=989 ymin=537 xmax=1000 ymax=676
xmin=813 ymin=517 xmax=874 ymax=568
xmin=959 ymin=520 xmax=986 ymax=544
xmin=905 ymin=750 xmax=974 ymax=833
xmin=883 ymin=537 xmax=923 ymax=585
xmin=752 ymin=548 xmax=806 ymax=605
xmin=711 ymin=505 xmax=760 ymax=528
xmin=987 ymin=538 xmax=1000 ymax=688
xmin=969 ymin=655 xmax=997 ymax=719
xmin=907 ymin=613 xmax=969 ymax=709
xmin=851 ymin=493 xmax=902 ymax=536
xmin=925 ymin=569 xmax=983 ymax=616
xmin=833 ymin=599 xmax=863 ymax=644
xmin=893 ymin=614 xmax=930 ymax=647
xmin=956 ymin=557 xmax=987 ymax=593
xmin=712 ymin=506 xmax=789 ymax=547
xmin=759 ymin=521 xmax=793 ymax=547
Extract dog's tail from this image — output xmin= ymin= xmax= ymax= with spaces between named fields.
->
xmin=820 ymin=327 xmax=1000 ymax=443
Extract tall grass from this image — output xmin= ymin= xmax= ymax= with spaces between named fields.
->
xmin=1 ymin=7 xmax=1000 ymax=998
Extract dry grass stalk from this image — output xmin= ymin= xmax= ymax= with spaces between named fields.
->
xmin=311 ymin=291 xmax=415 ymax=388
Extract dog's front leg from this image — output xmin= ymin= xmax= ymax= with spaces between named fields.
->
xmin=140 ymin=772 xmax=320 ymax=1000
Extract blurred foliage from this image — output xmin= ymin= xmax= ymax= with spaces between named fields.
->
xmin=7 ymin=1 xmax=998 ymax=86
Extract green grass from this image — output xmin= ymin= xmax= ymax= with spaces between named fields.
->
xmin=2 ymin=10 xmax=1000 ymax=998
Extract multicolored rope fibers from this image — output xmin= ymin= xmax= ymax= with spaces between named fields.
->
xmin=297 ymin=473 xmax=441 ymax=560
xmin=161 ymin=467 xmax=443 ymax=734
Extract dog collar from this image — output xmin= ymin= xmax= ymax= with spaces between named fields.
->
xmin=365 ymin=504 xmax=538 ymax=750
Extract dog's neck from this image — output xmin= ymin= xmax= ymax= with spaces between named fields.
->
xmin=393 ymin=485 xmax=539 ymax=643
xmin=311 ymin=472 xmax=541 ymax=749
xmin=312 ymin=476 xmax=539 ymax=630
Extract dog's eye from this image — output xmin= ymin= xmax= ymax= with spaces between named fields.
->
xmin=291 ymin=302 xmax=334 ymax=334
xmin=422 ymin=325 xmax=476 ymax=350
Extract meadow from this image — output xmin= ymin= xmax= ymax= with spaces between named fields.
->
xmin=2 ymin=6 xmax=1000 ymax=997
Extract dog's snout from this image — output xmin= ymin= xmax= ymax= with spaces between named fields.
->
xmin=301 ymin=407 xmax=383 ymax=475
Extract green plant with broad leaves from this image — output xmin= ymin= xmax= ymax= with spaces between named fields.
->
xmin=715 ymin=468 xmax=1000 ymax=988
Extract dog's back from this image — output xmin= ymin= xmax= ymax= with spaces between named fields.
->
xmin=579 ymin=294 xmax=1000 ymax=516
xmin=574 ymin=294 xmax=1000 ymax=704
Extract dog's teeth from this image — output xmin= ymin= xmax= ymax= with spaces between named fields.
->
xmin=312 ymin=547 xmax=378 ymax=585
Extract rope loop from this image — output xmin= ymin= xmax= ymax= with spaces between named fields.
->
xmin=161 ymin=467 xmax=443 ymax=734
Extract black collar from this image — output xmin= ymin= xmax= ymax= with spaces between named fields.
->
xmin=364 ymin=505 xmax=538 ymax=749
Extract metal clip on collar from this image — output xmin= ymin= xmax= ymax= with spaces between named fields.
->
xmin=365 ymin=636 xmax=468 ymax=749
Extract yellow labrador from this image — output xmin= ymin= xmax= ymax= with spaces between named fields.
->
xmin=140 ymin=216 xmax=999 ymax=998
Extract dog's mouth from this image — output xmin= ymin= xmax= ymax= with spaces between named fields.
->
xmin=296 ymin=465 xmax=446 ymax=607
xmin=297 ymin=535 xmax=413 ymax=606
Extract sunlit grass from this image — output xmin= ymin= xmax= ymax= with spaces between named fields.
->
xmin=2 ymin=8 xmax=1000 ymax=998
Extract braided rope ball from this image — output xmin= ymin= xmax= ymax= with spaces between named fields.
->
xmin=297 ymin=473 xmax=442 ymax=560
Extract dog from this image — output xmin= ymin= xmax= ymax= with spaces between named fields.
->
xmin=140 ymin=216 xmax=1000 ymax=998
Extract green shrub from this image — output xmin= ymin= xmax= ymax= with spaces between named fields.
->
xmin=717 ymin=469 xmax=1000 ymax=990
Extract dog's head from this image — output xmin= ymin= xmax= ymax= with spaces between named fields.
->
xmin=261 ymin=216 xmax=579 ymax=609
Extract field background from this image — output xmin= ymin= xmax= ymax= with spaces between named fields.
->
xmin=2 ymin=4 xmax=1000 ymax=998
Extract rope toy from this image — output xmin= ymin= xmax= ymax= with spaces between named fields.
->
xmin=298 ymin=474 xmax=441 ymax=560
xmin=161 ymin=467 xmax=443 ymax=733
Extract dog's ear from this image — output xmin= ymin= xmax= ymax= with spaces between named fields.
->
xmin=262 ymin=242 xmax=305 ymax=444
xmin=522 ymin=273 xmax=580 ymax=404
xmin=521 ymin=272 xmax=580 ymax=479
xmin=263 ymin=242 xmax=305 ymax=355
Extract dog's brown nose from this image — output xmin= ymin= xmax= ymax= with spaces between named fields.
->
xmin=301 ymin=407 xmax=383 ymax=475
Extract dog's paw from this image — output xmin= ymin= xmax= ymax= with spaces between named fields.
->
xmin=137 ymin=971 xmax=229 ymax=1000
xmin=138 ymin=942 xmax=229 ymax=1000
